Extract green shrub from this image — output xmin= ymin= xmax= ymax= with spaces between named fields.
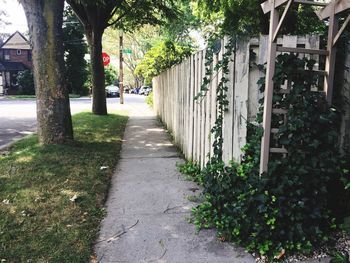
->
xmin=104 ymin=65 xmax=118 ymax=86
xmin=177 ymin=161 xmax=202 ymax=184
xmin=17 ymin=70 xmax=35 ymax=95
xmin=145 ymin=91 xmax=154 ymax=108
xmin=135 ymin=39 xmax=194 ymax=84
xmin=193 ymin=54 xmax=349 ymax=258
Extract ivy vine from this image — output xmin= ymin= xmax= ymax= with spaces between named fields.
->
xmin=189 ymin=36 xmax=350 ymax=259
xmin=195 ymin=35 xmax=236 ymax=161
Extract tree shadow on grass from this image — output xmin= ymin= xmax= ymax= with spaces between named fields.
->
xmin=0 ymin=112 xmax=128 ymax=262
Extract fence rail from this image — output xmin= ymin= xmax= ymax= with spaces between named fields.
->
xmin=153 ymin=35 xmax=348 ymax=167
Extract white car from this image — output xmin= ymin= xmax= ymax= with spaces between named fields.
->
xmin=139 ymin=86 xmax=150 ymax=95
xmin=144 ymin=87 xmax=152 ymax=96
xmin=105 ymin=85 xmax=120 ymax=97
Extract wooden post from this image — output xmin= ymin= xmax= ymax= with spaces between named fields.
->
xmin=260 ymin=0 xmax=279 ymax=174
xmin=119 ymin=30 xmax=124 ymax=104
xmin=324 ymin=1 xmax=338 ymax=104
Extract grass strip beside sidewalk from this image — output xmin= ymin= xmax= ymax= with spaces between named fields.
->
xmin=0 ymin=111 xmax=128 ymax=262
xmin=4 ymin=94 xmax=82 ymax=99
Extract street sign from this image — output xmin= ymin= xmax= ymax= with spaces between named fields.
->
xmin=102 ymin=52 xmax=110 ymax=66
xmin=123 ymin=49 xmax=132 ymax=54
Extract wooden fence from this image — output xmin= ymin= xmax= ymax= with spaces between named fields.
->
xmin=340 ymin=41 xmax=350 ymax=149
xmin=152 ymin=35 xmax=348 ymax=167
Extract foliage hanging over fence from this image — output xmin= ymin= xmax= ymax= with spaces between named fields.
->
xmin=135 ymin=40 xmax=194 ymax=85
xmin=191 ymin=45 xmax=350 ymax=258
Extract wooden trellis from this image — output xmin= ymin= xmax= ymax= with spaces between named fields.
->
xmin=259 ymin=0 xmax=350 ymax=174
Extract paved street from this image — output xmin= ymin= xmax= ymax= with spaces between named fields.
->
xmin=0 ymin=94 xmax=144 ymax=148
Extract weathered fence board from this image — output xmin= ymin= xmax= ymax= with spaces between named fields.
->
xmin=210 ymin=53 xmax=218 ymax=159
xmin=223 ymin=36 xmax=235 ymax=163
xmin=200 ymin=50 xmax=207 ymax=168
xmin=153 ymin=35 xmax=348 ymax=165
xmin=232 ymin=38 xmax=250 ymax=162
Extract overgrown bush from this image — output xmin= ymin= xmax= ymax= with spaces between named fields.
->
xmin=105 ymin=65 xmax=118 ymax=86
xmin=193 ymin=53 xmax=350 ymax=258
xmin=135 ymin=39 xmax=194 ymax=84
xmin=177 ymin=161 xmax=202 ymax=184
xmin=17 ymin=70 xmax=35 ymax=95
xmin=145 ymin=91 xmax=154 ymax=108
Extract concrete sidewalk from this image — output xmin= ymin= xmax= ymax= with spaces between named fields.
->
xmin=95 ymin=104 xmax=255 ymax=263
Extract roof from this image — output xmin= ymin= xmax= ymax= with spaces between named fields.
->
xmin=0 ymin=61 xmax=29 ymax=71
xmin=0 ymin=31 xmax=30 ymax=50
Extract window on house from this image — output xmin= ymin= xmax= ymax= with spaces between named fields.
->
xmin=4 ymin=50 xmax=10 ymax=60
xmin=16 ymin=49 xmax=22 ymax=55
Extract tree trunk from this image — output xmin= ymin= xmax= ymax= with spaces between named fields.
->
xmin=86 ymin=27 xmax=107 ymax=115
xmin=20 ymin=0 xmax=73 ymax=144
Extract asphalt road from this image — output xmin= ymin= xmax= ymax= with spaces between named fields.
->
xmin=0 ymin=94 xmax=145 ymax=148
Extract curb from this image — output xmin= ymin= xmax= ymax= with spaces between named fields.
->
xmin=0 ymin=133 xmax=34 ymax=152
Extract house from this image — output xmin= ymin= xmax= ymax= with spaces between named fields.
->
xmin=0 ymin=31 xmax=32 ymax=95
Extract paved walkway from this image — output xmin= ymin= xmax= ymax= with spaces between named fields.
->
xmin=94 ymin=103 xmax=255 ymax=263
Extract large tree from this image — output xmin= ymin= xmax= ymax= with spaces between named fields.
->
xmin=67 ymin=0 xmax=177 ymax=115
xmin=19 ymin=0 xmax=73 ymax=144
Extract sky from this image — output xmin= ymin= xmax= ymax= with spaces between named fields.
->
xmin=0 ymin=0 xmax=28 ymax=34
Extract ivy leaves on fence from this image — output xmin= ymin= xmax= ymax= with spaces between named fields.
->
xmin=194 ymin=35 xmax=236 ymax=161
xmin=190 ymin=41 xmax=350 ymax=258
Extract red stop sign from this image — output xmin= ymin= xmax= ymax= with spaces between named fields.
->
xmin=102 ymin=52 xmax=110 ymax=66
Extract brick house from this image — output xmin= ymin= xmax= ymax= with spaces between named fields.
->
xmin=0 ymin=31 xmax=32 ymax=95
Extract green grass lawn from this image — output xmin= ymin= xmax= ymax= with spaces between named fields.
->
xmin=0 ymin=111 xmax=128 ymax=262
xmin=4 ymin=94 xmax=82 ymax=99
xmin=4 ymin=95 xmax=36 ymax=99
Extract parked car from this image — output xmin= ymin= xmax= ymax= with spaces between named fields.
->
xmin=105 ymin=85 xmax=120 ymax=97
xmin=139 ymin=86 xmax=151 ymax=95
xmin=131 ymin=87 xmax=139 ymax=94
xmin=124 ymin=85 xmax=131 ymax=94
xmin=144 ymin=87 xmax=152 ymax=96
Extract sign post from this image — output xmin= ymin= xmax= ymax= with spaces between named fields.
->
xmin=119 ymin=30 xmax=124 ymax=104
xmin=123 ymin=49 xmax=132 ymax=55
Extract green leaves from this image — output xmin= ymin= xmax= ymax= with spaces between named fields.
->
xmin=134 ymin=40 xmax=194 ymax=84
xmin=191 ymin=53 xmax=350 ymax=259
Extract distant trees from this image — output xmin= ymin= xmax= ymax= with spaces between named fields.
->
xmin=103 ymin=25 xmax=160 ymax=88
xmin=67 ymin=0 xmax=178 ymax=115
xmin=63 ymin=6 xmax=89 ymax=95
xmin=0 ymin=1 xmax=9 ymax=28
xmin=104 ymin=65 xmax=118 ymax=86
xmin=17 ymin=70 xmax=34 ymax=95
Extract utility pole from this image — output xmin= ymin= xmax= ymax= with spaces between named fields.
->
xmin=119 ymin=30 xmax=124 ymax=104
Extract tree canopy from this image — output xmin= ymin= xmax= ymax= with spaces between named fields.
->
xmin=193 ymin=0 xmax=325 ymax=35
